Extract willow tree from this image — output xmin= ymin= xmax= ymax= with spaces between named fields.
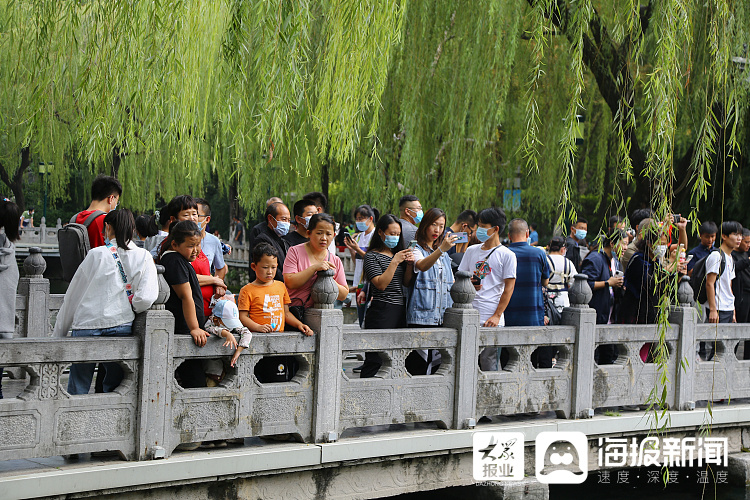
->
xmin=1 ymin=0 xmax=748 ymax=226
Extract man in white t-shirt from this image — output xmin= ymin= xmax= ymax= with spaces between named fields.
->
xmin=458 ymin=207 xmax=516 ymax=371
xmin=705 ymin=221 xmax=742 ymax=324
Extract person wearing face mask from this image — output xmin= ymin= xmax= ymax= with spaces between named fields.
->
xmin=359 ymin=214 xmax=415 ymax=377
xmin=249 ymin=202 xmax=291 ymax=283
xmin=71 ymin=174 xmax=123 ymax=250
xmin=398 ymin=195 xmax=423 ymax=245
xmin=343 ymin=204 xmax=380 ymax=327
xmin=284 ymin=198 xmax=318 ymax=247
xmin=458 ymin=207 xmax=517 ymax=373
xmin=53 ymin=209 xmax=158 ymax=395
xmin=195 ymin=199 xmax=227 ymax=281
xmin=445 ymin=209 xmax=478 ymax=257
xmin=565 ymin=218 xmax=589 ymax=270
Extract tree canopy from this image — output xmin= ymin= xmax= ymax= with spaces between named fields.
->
xmin=1 ymin=0 xmax=748 ymax=231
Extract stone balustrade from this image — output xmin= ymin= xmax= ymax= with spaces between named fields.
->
xmin=16 ymin=218 xmax=62 ymax=246
xmin=3 ymin=263 xmax=747 ymax=465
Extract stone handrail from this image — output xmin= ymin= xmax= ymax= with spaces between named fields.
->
xmin=16 ymin=217 xmax=62 ymax=246
xmin=4 ymin=264 xmax=748 ymax=464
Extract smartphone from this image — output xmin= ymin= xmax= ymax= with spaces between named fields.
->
xmin=614 ymin=270 xmax=624 ymax=277
xmin=454 ymin=231 xmax=469 ymax=244
xmin=408 ymin=240 xmax=418 ymax=250
xmin=673 ymin=214 xmax=681 ymax=224
xmin=685 ymin=254 xmax=694 ymax=264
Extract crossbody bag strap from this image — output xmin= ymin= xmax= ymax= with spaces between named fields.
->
xmin=105 ymin=242 xmax=134 ymax=304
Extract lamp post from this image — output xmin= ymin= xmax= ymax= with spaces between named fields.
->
xmin=38 ymin=163 xmax=53 ymax=220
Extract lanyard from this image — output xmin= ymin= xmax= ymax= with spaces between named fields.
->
xmin=105 ymin=242 xmax=133 ymax=304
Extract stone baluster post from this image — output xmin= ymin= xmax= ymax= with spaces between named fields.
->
xmin=308 ymin=269 xmax=344 ymax=443
xmin=17 ymin=247 xmax=50 ymax=338
xmin=39 ymin=217 xmax=47 ymax=245
xmin=443 ymin=271 xmax=480 ymax=429
xmin=135 ymin=265 xmax=174 ymax=459
xmin=562 ymin=274 xmax=596 ymax=419
xmin=670 ymin=275 xmax=697 ymax=411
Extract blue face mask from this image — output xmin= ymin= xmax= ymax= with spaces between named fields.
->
xmin=412 ymin=209 xmax=424 ymax=224
xmin=300 ymin=216 xmax=312 ymax=229
xmin=476 ymin=227 xmax=494 ymax=243
xmin=273 ymin=217 xmax=290 ymax=237
xmin=575 ymin=229 xmax=587 ymax=240
xmin=356 ymin=221 xmax=369 ymax=232
xmin=384 ymin=235 xmax=400 ymax=249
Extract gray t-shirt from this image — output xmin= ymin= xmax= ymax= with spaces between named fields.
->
xmin=399 ymin=218 xmax=418 ymax=245
xmin=201 ymin=233 xmax=226 ymax=274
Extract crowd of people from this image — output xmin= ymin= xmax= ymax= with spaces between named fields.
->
xmin=2 ymin=175 xmax=750 ymax=444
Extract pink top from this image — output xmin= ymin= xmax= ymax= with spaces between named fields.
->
xmin=283 ymin=243 xmax=347 ymax=308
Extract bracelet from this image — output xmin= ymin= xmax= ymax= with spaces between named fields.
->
xmin=436 ymin=247 xmax=443 ymax=255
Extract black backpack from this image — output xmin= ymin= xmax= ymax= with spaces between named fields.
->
xmin=691 ymin=249 xmax=725 ymax=304
xmin=58 ymin=210 xmax=106 ymax=282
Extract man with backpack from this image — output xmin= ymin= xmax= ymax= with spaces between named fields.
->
xmin=59 ymin=175 xmax=123 ymax=283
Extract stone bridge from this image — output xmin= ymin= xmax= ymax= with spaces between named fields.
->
xmin=3 ymin=249 xmax=750 ymax=499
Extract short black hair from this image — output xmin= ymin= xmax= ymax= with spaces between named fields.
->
xmin=303 ymin=191 xmax=327 ymax=211
xmin=166 ymin=195 xmax=198 ymax=220
xmin=530 ymin=223 xmax=538 ymax=231
xmin=194 ymin=198 xmax=211 ymax=216
xmin=265 ymin=202 xmax=287 ymax=220
xmin=0 ymin=200 xmax=20 ymax=242
xmin=456 ymin=209 xmax=478 ymax=226
xmin=353 ymin=204 xmax=379 ymax=221
xmin=630 ymin=208 xmax=653 ymax=229
xmin=548 ymin=236 xmax=565 ymax=251
xmin=608 ymin=215 xmax=623 ymax=228
xmin=135 ymin=214 xmax=156 ymax=239
xmin=90 ymin=175 xmax=123 ymax=201
xmin=398 ymin=195 xmax=419 ymax=208
xmin=293 ymin=198 xmax=317 ymax=218
xmin=477 ymin=207 xmax=507 ymax=234
xmin=721 ymin=221 xmax=742 ymax=237
xmin=700 ymin=221 xmax=718 ymax=236
xmin=159 ymin=220 xmax=201 ymax=260
xmin=742 ymin=228 xmax=750 ymax=238
xmin=368 ymin=214 xmax=405 ymax=253
xmin=573 ymin=217 xmax=588 ymax=226
xmin=103 ymin=209 xmax=135 ymax=250
xmin=252 ymin=241 xmax=278 ymax=263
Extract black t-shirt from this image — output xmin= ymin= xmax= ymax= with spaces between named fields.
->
xmin=162 ymin=251 xmax=204 ymax=335
xmin=283 ymin=230 xmax=308 ymax=248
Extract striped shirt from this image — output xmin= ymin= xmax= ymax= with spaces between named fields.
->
xmin=364 ymin=251 xmax=407 ymax=305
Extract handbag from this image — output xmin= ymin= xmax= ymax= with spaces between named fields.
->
xmin=544 ymin=288 xmax=562 ymax=325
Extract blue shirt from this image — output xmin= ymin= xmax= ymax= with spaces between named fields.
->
xmin=686 ymin=243 xmax=713 ymax=272
xmin=201 ymin=233 xmax=226 ymax=275
xmin=503 ymin=242 xmax=550 ymax=326
xmin=529 ymin=230 xmax=539 ymax=245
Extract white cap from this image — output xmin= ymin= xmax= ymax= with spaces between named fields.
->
xmin=212 ymin=299 xmax=243 ymax=330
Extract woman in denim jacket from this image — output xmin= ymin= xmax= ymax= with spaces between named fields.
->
xmin=406 ymin=208 xmax=459 ymax=374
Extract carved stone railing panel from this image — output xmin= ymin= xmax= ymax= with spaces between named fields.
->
xmin=14 ymin=293 xmax=64 ymax=337
xmin=694 ymin=324 xmax=750 ymax=401
xmin=0 ymin=338 xmax=141 ymax=461
xmin=592 ymin=324 xmax=679 ymax=409
xmin=477 ymin=326 xmax=576 ymax=417
xmin=339 ymin=328 xmax=457 ymax=432
xmin=166 ymin=334 xmax=316 ymax=453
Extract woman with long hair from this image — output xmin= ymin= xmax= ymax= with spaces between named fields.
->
xmin=53 ymin=209 xmax=158 ymax=394
xmin=406 ymin=208 xmax=458 ymax=374
xmin=359 ymin=214 xmax=415 ymax=377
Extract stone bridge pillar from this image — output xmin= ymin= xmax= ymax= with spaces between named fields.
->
xmin=671 ymin=275 xmax=697 ymax=411
xmin=562 ymin=274 xmax=596 ymax=419
xmin=135 ymin=265 xmax=174 ymax=460
xmin=17 ymin=248 xmax=50 ymax=338
xmin=444 ymin=271 xmax=480 ymax=429
xmin=307 ymin=269 xmax=344 ymax=443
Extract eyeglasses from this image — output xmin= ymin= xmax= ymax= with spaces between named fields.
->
xmin=197 ymin=214 xmax=209 ymax=219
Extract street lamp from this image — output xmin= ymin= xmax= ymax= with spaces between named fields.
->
xmin=38 ymin=163 xmax=53 ymax=220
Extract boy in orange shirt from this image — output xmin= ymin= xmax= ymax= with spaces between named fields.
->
xmin=232 ymin=242 xmax=312 ymax=367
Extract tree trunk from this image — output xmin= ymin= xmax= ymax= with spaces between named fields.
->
xmin=0 ymin=146 xmax=31 ymax=212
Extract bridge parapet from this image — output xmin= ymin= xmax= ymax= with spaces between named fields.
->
xmin=4 ymin=254 xmax=748 ymax=465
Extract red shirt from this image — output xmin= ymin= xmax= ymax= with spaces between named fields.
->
xmin=190 ymin=250 xmax=214 ymax=315
xmin=75 ymin=210 xmax=106 ymax=249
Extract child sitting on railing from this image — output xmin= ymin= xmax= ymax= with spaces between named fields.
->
xmin=202 ymin=295 xmax=248 ymax=377
xmin=233 ymin=243 xmax=312 ymax=377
